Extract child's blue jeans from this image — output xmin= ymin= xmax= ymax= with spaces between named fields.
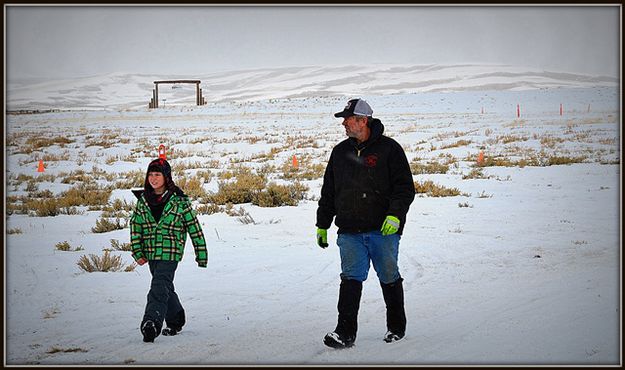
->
xmin=337 ymin=231 xmax=401 ymax=284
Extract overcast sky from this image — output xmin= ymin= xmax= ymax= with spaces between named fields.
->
xmin=5 ymin=5 xmax=621 ymax=81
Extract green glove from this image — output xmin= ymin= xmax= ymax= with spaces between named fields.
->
xmin=317 ymin=228 xmax=328 ymax=248
xmin=381 ymin=215 xmax=400 ymax=236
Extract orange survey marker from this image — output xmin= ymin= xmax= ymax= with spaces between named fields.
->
xmin=477 ymin=151 xmax=485 ymax=166
xmin=292 ymin=155 xmax=298 ymax=168
xmin=37 ymin=160 xmax=45 ymax=173
xmin=158 ymin=144 xmax=167 ymax=160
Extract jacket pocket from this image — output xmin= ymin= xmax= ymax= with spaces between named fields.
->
xmin=361 ymin=191 xmax=388 ymax=227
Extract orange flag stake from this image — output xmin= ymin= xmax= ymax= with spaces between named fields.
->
xmin=292 ymin=155 xmax=298 ymax=168
xmin=37 ymin=160 xmax=45 ymax=173
xmin=477 ymin=151 xmax=484 ymax=166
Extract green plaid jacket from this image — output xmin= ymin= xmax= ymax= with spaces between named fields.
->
xmin=130 ymin=193 xmax=207 ymax=267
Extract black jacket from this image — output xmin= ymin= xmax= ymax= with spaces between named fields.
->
xmin=316 ymin=118 xmax=415 ymax=234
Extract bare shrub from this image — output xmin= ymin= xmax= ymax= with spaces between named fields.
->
xmin=25 ymin=181 xmax=39 ymax=192
xmin=410 ymin=160 xmax=449 ymax=175
xmin=224 ymin=204 xmax=248 ymax=217
xmin=55 ymin=241 xmax=84 ymax=252
xmin=281 ymin=156 xmax=325 ymax=180
xmin=61 ymin=170 xmax=95 ymax=185
xmin=462 ymin=168 xmax=490 ymax=180
xmin=7 ymin=227 xmax=22 ymax=234
xmin=30 ymin=189 xmax=54 ymax=198
xmin=58 ymin=184 xmax=111 ymax=208
xmin=252 ymin=181 xmax=309 ymax=207
xmin=237 ymin=211 xmax=258 ymax=225
xmin=114 ymin=169 xmax=145 ymax=189
xmin=196 ymin=203 xmax=222 ymax=215
xmin=92 ymin=217 xmax=128 ymax=233
xmin=498 ymin=135 xmax=529 ymax=144
xmin=26 ymin=136 xmax=74 ymax=150
xmin=177 ymin=175 xmax=208 ymax=199
xmin=76 ymin=251 xmax=127 ymax=272
xmin=109 ymin=239 xmax=132 ymax=251
xmin=210 ymin=168 xmax=266 ymax=205
xmin=414 ymin=181 xmax=466 ymax=197
xmin=46 ymin=346 xmax=88 ymax=354
xmin=547 ymin=155 xmax=586 ymax=166
xmin=30 ymin=198 xmax=60 ymax=217
xmin=440 ymin=140 xmax=472 ymax=149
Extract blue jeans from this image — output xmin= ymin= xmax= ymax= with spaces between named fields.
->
xmin=337 ymin=231 xmax=401 ymax=284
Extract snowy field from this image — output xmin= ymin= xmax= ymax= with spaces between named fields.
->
xmin=4 ymin=66 xmax=622 ymax=365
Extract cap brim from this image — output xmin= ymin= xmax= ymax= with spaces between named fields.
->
xmin=334 ymin=111 xmax=352 ymax=118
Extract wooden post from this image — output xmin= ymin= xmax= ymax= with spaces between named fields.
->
xmin=155 ymin=84 xmax=159 ymax=108
xmin=196 ymin=83 xmax=200 ymax=105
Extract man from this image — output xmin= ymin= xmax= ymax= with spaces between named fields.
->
xmin=316 ymin=98 xmax=415 ymax=349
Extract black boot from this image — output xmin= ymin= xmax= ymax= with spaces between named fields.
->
xmin=163 ymin=309 xmax=185 ymax=336
xmin=324 ymin=279 xmax=362 ymax=349
xmin=380 ymin=277 xmax=406 ymax=342
xmin=141 ymin=320 xmax=159 ymax=343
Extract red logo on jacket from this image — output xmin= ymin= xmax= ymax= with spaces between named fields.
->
xmin=365 ymin=154 xmax=378 ymax=168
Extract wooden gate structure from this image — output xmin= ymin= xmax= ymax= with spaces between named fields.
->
xmin=149 ymin=80 xmax=207 ymax=108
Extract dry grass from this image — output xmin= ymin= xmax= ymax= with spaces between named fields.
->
xmin=281 ymin=155 xmax=326 ymax=180
xmin=58 ymin=184 xmax=112 ymax=208
xmin=55 ymin=241 xmax=84 ymax=252
xmin=462 ymin=168 xmax=491 ymax=180
xmin=414 ymin=181 xmax=467 ymax=197
xmin=46 ymin=347 xmax=88 ymax=354
xmin=539 ymin=135 xmax=567 ymax=149
xmin=31 ymin=198 xmax=61 ymax=217
xmin=115 ymin=169 xmax=145 ymax=189
xmin=42 ymin=306 xmax=60 ymax=319
xmin=61 ymin=170 xmax=95 ymax=185
xmin=210 ymin=168 xmax=266 ymax=205
xmin=7 ymin=227 xmax=23 ymax=234
xmin=177 ymin=175 xmax=208 ymax=199
xmin=546 ymin=155 xmax=587 ymax=166
xmin=196 ymin=202 xmax=222 ymax=215
xmin=91 ymin=217 xmax=128 ymax=233
xmin=440 ymin=139 xmax=472 ymax=149
xmin=253 ymin=182 xmax=309 ymax=207
xmin=76 ymin=251 xmax=127 ymax=272
xmin=24 ymin=136 xmax=74 ymax=151
xmin=410 ymin=160 xmax=449 ymax=175
xmin=107 ymin=239 xmax=132 ymax=252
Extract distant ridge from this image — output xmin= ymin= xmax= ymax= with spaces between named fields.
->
xmin=6 ymin=64 xmax=618 ymax=111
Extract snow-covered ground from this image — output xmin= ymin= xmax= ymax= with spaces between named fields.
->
xmin=3 ymin=65 xmax=621 ymax=365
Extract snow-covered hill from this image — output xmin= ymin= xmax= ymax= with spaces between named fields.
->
xmin=6 ymin=64 xmax=618 ymax=111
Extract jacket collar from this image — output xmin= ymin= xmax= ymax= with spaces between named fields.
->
xmin=139 ymin=193 xmax=177 ymax=225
